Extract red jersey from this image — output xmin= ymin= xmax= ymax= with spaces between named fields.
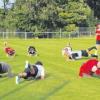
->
xmin=79 ymin=59 xmax=98 ymax=77
xmin=95 ymin=69 xmax=100 ymax=76
xmin=5 ymin=47 xmax=15 ymax=55
xmin=96 ymin=28 xmax=100 ymax=41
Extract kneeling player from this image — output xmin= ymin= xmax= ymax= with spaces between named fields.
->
xmin=4 ymin=42 xmax=15 ymax=57
xmin=79 ymin=59 xmax=100 ymax=77
xmin=0 ymin=62 xmax=13 ymax=78
xmin=16 ymin=61 xmax=45 ymax=84
xmin=27 ymin=46 xmax=37 ymax=56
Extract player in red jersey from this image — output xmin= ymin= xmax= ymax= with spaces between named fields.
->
xmin=96 ymin=24 xmax=100 ymax=51
xmin=79 ymin=59 xmax=100 ymax=77
xmin=4 ymin=42 xmax=15 ymax=57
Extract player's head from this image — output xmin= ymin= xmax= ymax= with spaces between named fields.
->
xmin=62 ymin=46 xmax=71 ymax=53
xmin=35 ymin=61 xmax=43 ymax=65
xmin=28 ymin=46 xmax=36 ymax=55
xmin=62 ymin=47 xmax=72 ymax=58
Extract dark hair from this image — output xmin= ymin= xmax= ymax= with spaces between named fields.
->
xmin=28 ymin=46 xmax=36 ymax=52
xmin=35 ymin=61 xmax=43 ymax=65
xmin=29 ymin=46 xmax=35 ymax=49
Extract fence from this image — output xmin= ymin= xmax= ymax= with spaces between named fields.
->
xmin=0 ymin=27 xmax=96 ymax=39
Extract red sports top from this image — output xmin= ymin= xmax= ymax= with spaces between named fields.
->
xmin=5 ymin=47 xmax=14 ymax=54
xmin=95 ymin=69 xmax=100 ymax=75
xmin=96 ymin=28 xmax=100 ymax=41
xmin=79 ymin=59 xmax=98 ymax=77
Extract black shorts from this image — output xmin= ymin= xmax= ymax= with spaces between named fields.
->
xmin=24 ymin=68 xmax=31 ymax=79
xmin=96 ymin=40 xmax=100 ymax=44
xmin=81 ymin=50 xmax=88 ymax=57
xmin=71 ymin=53 xmax=78 ymax=59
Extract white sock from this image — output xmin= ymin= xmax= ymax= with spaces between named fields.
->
xmin=25 ymin=60 xmax=29 ymax=68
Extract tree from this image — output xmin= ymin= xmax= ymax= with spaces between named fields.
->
xmin=0 ymin=0 xmax=10 ymax=31
xmin=1 ymin=0 xmax=92 ymax=34
xmin=86 ymin=0 xmax=100 ymax=19
xmin=58 ymin=0 xmax=91 ymax=32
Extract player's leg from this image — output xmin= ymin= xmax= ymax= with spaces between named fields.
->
xmin=0 ymin=64 xmax=8 ymax=77
xmin=88 ymin=46 xmax=97 ymax=51
xmin=7 ymin=66 xmax=14 ymax=77
xmin=87 ymin=46 xmax=98 ymax=55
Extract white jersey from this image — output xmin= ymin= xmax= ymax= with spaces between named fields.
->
xmin=35 ymin=65 xmax=45 ymax=78
xmin=62 ymin=46 xmax=72 ymax=56
xmin=71 ymin=51 xmax=82 ymax=59
xmin=62 ymin=46 xmax=83 ymax=59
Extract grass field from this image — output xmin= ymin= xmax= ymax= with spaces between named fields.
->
xmin=0 ymin=38 xmax=100 ymax=100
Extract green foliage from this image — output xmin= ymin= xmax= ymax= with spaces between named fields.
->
xmin=64 ymin=24 xmax=78 ymax=33
xmin=59 ymin=1 xmax=91 ymax=24
xmin=86 ymin=0 xmax=100 ymax=19
xmin=0 ymin=0 xmax=92 ymax=34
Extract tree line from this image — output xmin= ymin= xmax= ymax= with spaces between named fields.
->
xmin=0 ymin=0 xmax=99 ymax=34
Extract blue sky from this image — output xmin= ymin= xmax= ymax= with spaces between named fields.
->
xmin=0 ymin=0 xmax=15 ymax=8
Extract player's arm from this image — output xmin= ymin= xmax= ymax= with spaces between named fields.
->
xmin=40 ymin=75 xmax=45 ymax=80
xmin=0 ymin=73 xmax=8 ymax=77
xmin=40 ymin=67 xmax=45 ymax=80
xmin=90 ymin=66 xmax=98 ymax=76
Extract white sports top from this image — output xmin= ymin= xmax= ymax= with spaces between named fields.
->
xmin=71 ymin=51 xmax=82 ymax=59
xmin=35 ymin=65 xmax=45 ymax=78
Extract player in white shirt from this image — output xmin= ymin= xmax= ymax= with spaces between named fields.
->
xmin=0 ymin=62 xmax=13 ymax=78
xmin=27 ymin=46 xmax=37 ymax=56
xmin=16 ymin=61 xmax=45 ymax=84
xmin=62 ymin=46 xmax=98 ymax=60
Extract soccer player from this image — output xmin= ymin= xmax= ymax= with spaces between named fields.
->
xmin=96 ymin=24 xmax=100 ymax=50
xmin=0 ymin=62 xmax=13 ymax=78
xmin=16 ymin=61 xmax=45 ymax=84
xmin=62 ymin=45 xmax=73 ymax=60
xmin=62 ymin=45 xmax=98 ymax=60
xmin=4 ymin=42 xmax=15 ymax=57
xmin=96 ymin=24 xmax=100 ymax=56
xmin=79 ymin=59 xmax=100 ymax=77
xmin=27 ymin=46 xmax=37 ymax=56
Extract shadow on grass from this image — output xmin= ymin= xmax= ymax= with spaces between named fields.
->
xmin=40 ymin=80 xmax=70 ymax=100
xmin=0 ymin=77 xmax=8 ymax=83
xmin=0 ymin=80 xmax=36 ymax=99
xmin=92 ymin=75 xmax=100 ymax=79
xmin=0 ymin=74 xmax=69 ymax=100
xmin=0 ymin=73 xmax=17 ymax=83
xmin=0 ymin=74 xmax=52 ymax=99
xmin=74 ymin=57 xmax=98 ymax=61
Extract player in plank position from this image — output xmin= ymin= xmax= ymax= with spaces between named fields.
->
xmin=0 ymin=62 xmax=13 ymax=78
xmin=27 ymin=46 xmax=37 ymax=56
xmin=4 ymin=42 xmax=15 ymax=57
xmin=79 ymin=59 xmax=100 ymax=77
xmin=16 ymin=61 xmax=45 ymax=84
xmin=62 ymin=45 xmax=98 ymax=60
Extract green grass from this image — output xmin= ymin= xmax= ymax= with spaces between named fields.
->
xmin=0 ymin=38 xmax=100 ymax=100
